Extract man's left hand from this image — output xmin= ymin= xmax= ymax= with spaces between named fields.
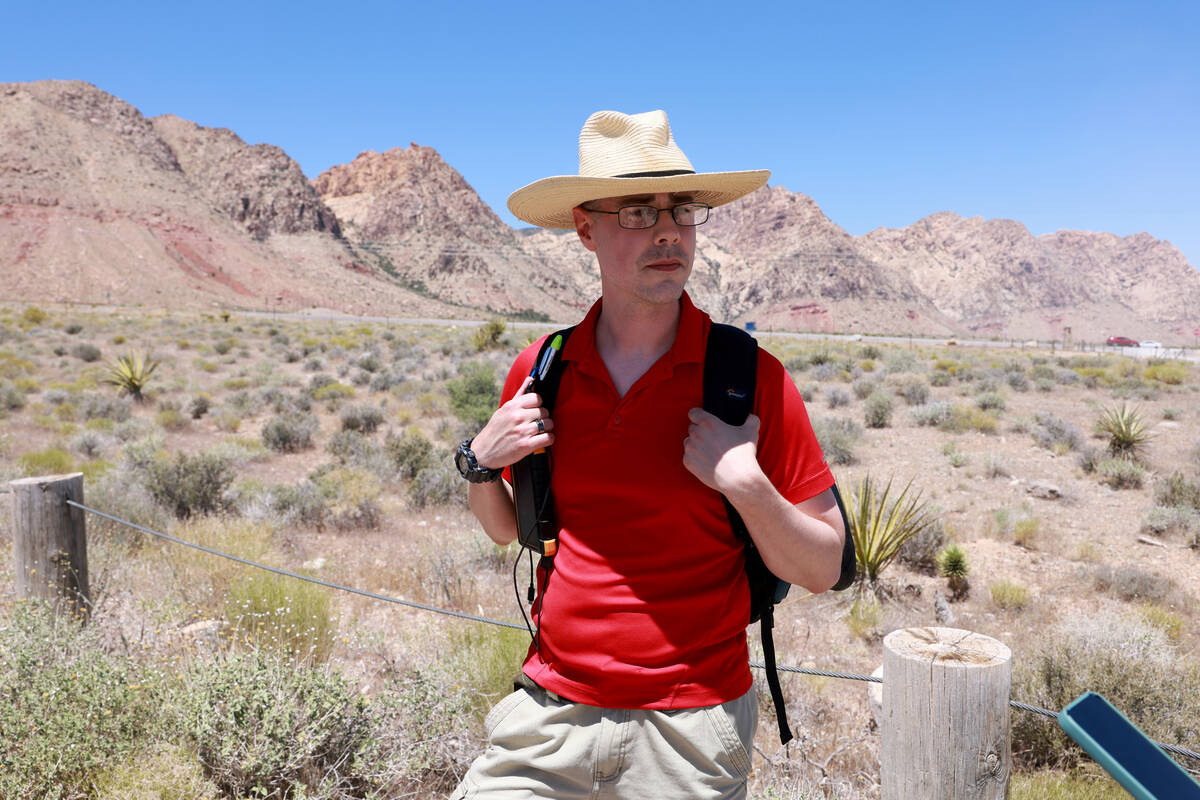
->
xmin=682 ymin=408 xmax=763 ymax=497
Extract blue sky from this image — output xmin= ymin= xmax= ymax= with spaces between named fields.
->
xmin=5 ymin=1 xmax=1198 ymax=268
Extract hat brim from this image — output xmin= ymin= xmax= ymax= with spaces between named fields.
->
xmin=507 ymin=170 xmax=770 ymax=229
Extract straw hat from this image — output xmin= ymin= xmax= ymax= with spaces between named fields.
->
xmin=507 ymin=109 xmax=770 ymax=229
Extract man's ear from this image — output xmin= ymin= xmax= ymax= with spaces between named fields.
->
xmin=572 ymin=206 xmax=598 ymax=252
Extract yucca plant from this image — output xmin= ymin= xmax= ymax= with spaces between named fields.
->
xmin=845 ymin=475 xmax=940 ymax=585
xmin=101 ymin=352 xmax=159 ymax=403
xmin=937 ymin=543 xmax=970 ymax=601
xmin=1095 ymin=402 xmax=1151 ymax=460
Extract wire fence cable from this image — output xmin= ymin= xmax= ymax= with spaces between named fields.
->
xmin=55 ymin=498 xmax=1200 ymax=764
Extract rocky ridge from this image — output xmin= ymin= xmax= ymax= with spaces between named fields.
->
xmin=2 ymin=80 xmax=1198 ymax=342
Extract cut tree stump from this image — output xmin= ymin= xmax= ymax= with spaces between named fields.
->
xmin=882 ymin=627 xmax=1011 ymax=799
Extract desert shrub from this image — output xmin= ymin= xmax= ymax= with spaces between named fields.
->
xmin=896 ymin=377 xmax=930 ymax=406
xmin=943 ymin=404 xmax=998 ymax=434
xmin=71 ymin=429 xmax=109 ymax=459
xmin=845 ymin=475 xmax=939 ymax=584
xmin=270 ymin=481 xmax=330 ymax=529
xmin=810 ymin=416 xmax=861 ymax=466
xmin=354 ymin=350 xmax=382 ymax=373
xmin=187 ymin=393 xmax=211 ymax=419
xmin=473 ymin=318 xmax=508 ymax=351
xmin=313 ymin=466 xmax=383 ymax=529
xmin=20 ymin=305 xmax=47 ymax=327
xmin=808 ymin=348 xmax=834 ymax=366
xmin=1012 ymin=516 xmax=1039 ymax=548
xmin=1005 ymin=370 xmax=1030 ymax=391
xmin=78 ymin=391 xmax=132 ymax=422
xmin=989 ymin=580 xmax=1030 ymax=610
xmin=845 ymin=596 xmax=882 ymax=641
xmin=90 ymin=743 xmax=219 ymax=799
xmin=908 ymin=401 xmax=954 ymax=427
xmin=155 ymin=405 xmax=190 ymax=432
xmin=1144 ymin=361 xmax=1189 ymax=385
xmin=18 ymin=447 xmax=76 ymax=476
xmin=313 ymin=381 xmax=355 ymax=405
xmin=863 ymin=390 xmax=893 ymax=429
xmin=340 ymin=402 xmax=385 ymax=433
xmin=0 ymin=380 xmax=25 ymax=411
xmin=1095 ymin=403 xmax=1151 ymax=459
xmin=1096 ymin=457 xmax=1146 ymax=489
xmin=70 ymin=342 xmax=102 ymax=362
xmin=825 ymin=386 xmax=851 ymax=409
xmin=895 ymin=516 xmax=948 ymax=570
xmin=983 ymin=453 xmax=1011 ymax=478
xmin=1076 ymin=445 xmax=1102 ymax=474
xmin=882 ymin=351 xmax=921 ymax=374
xmin=1012 ymin=610 xmax=1200 ymax=768
xmin=975 ymin=390 xmax=1006 ymax=411
xmin=226 ymin=573 xmax=336 ymax=662
xmin=0 ymin=603 xmax=162 ymax=800
xmin=408 ymin=460 xmax=464 ymax=509
xmin=262 ymin=412 xmax=319 ymax=453
xmin=1142 ymin=506 xmax=1200 ymax=543
xmin=1031 ymin=412 xmax=1083 ymax=452
xmin=1138 ymin=604 xmax=1186 ymax=643
xmin=1092 ymin=563 xmax=1173 ymax=603
xmin=851 ymin=377 xmax=877 ymax=400
xmin=387 ymin=427 xmax=436 ymax=479
xmin=1154 ymin=471 xmax=1200 ymax=511
xmin=212 ymin=338 xmax=234 ymax=355
xmin=177 ymin=652 xmax=374 ymax=799
xmin=929 ymin=370 xmax=952 ymax=387
xmin=942 ymin=441 xmax=968 ymax=468
xmin=447 ymin=361 xmax=500 ymax=429
xmin=1010 ymin=771 xmax=1130 ymax=799
xmin=144 ymin=451 xmax=235 ymax=518
xmin=811 ymin=362 xmax=842 ymax=382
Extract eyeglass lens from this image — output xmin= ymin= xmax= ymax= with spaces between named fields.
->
xmin=617 ymin=203 xmax=709 ymax=229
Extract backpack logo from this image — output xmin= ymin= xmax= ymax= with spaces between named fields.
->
xmin=726 ymin=388 xmax=747 ymax=400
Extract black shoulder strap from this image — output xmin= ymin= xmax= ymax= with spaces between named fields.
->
xmin=533 ymin=326 xmax=575 ymax=414
xmin=703 ymin=324 xmax=796 ymax=745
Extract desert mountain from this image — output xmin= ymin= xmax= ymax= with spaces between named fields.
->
xmin=0 ymin=80 xmax=458 ymax=317
xmin=856 ymin=212 xmax=1200 ymax=341
xmin=2 ymin=80 xmax=1197 ymax=343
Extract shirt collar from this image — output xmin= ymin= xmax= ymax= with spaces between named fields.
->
xmin=564 ymin=291 xmax=709 ymax=371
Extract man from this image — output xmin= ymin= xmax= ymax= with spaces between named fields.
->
xmin=451 ymin=109 xmax=845 ymax=799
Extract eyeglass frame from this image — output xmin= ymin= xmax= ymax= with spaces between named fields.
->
xmin=580 ymin=201 xmax=712 ymax=230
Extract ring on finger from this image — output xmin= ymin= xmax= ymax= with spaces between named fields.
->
xmin=535 ymin=419 xmax=545 ymax=435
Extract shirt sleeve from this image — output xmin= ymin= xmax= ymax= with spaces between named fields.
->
xmin=753 ymin=348 xmax=835 ymax=504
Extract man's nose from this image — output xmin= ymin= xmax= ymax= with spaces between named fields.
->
xmin=652 ymin=209 xmax=681 ymax=244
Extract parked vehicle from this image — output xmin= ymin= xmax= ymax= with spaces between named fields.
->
xmin=1139 ymin=340 xmax=1162 ymax=349
xmin=1107 ymin=336 xmax=1139 ymax=347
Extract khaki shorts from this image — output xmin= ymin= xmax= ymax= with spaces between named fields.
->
xmin=450 ymin=682 xmax=758 ymax=800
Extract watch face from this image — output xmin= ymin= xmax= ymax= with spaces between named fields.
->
xmin=454 ymin=443 xmax=472 ymax=476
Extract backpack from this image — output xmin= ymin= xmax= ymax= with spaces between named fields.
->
xmin=511 ymin=322 xmax=857 ymax=745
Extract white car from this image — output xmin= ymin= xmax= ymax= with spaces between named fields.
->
xmin=1139 ymin=341 xmax=1162 ymax=349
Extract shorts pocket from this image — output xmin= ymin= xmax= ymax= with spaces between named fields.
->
xmin=703 ymin=692 xmax=756 ymax=778
xmin=483 ymin=688 xmax=532 ymax=740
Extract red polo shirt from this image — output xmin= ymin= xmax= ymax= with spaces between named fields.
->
xmin=501 ymin=293 xmax=833 ymax=709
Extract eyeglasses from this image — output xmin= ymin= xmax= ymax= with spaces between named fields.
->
xmin=583 ymin=202 xmax=711 ymax=229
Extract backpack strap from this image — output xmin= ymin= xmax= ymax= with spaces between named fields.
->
xmin=702 ymin=323 xmax=794 ymax=745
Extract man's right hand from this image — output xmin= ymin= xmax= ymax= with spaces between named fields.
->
xmin=468 ymin=377 xmax=556 ymax=471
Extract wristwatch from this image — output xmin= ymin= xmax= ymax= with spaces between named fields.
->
xmin=454 ymin=438 xmax=503 ymax=483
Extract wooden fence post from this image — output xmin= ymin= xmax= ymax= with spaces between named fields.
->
xmin=881 ymin=627 xmax=1011 ymax=799
xmin=9 ymin=473 xmax=89 ymax=618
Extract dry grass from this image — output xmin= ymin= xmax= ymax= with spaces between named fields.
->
xmin=2 ymin=305 xmax=1199 ymax=798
